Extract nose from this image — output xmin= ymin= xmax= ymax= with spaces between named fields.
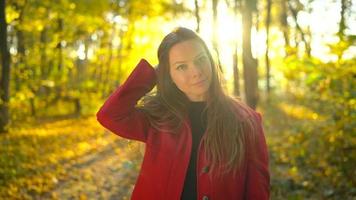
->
xmin=190 ymin=63 xmax=203 ymax=78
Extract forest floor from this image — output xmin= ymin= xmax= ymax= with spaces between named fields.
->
xmin=0 ymin=115 xmax=142 ymax=200
xmin=0 ymin=95 xmax=353 ymax=199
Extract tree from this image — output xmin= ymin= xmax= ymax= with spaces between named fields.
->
xmin=280 ymin=0 xmax=290 ymax=57
xmin=212 ymin=0 xmax=222 ymax=72
xmin=288 ymin=1 xmax=311 ymax=57
xmin=242 ymin=0 xmax=258 ymax=109
xmin=0 ymin=0 xmax=11 ymax=133
xmin=265 ymin=0 xmax=272 ymax=95
xmin=12 ymin=0 xmax=27 ymax=92
xmin=232 ymin=0 xmax=241 ymax=96
xmin=194 ymin=0 xmax=200 ymax=32
xmin=338 ymin=0 xmax=347 ymax=39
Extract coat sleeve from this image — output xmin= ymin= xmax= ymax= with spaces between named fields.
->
xmin=96 ymin=59 xmax=156 ymax=143
xmin=245 ymin=112 xmax=270 ymax=199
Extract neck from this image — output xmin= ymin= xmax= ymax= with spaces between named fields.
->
xmin=187 ymin=94 xmax=207 ymax=102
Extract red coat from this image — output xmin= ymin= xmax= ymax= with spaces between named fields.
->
xmin=96 ymin=59 xmax=270 ymax=200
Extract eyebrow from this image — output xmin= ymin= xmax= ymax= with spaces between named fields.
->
xmin=172 ymin=52 xmax=206 ymax=66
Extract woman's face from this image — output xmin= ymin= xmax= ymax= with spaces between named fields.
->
xmin=168 ymin=39 xmax=212 ymax=102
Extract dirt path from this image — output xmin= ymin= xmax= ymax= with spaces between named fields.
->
xmin=41 ymin=134 xmax=144 ymax=200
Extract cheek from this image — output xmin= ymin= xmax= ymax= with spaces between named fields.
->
xmin=205 ymin=64 xmax=213 ymax=79
xmin=170 ymin=72 xmax=187 ymax=89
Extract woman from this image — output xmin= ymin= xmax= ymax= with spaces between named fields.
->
xmin=96 ymin=27 xmax=270 ymax=200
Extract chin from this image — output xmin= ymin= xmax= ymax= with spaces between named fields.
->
xmin=193 ymin=90 xmax=208 ymax=98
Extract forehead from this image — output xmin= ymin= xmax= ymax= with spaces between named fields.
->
xmin=168 ymin=39 xmax=205 ymax=65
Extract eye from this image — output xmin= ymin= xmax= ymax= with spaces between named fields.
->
xmin=196 ymin=55 xmax=208 ymax=64
xmin=176 ymin=64 xmax=187 ymax=70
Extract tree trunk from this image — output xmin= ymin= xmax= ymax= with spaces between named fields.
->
xmin=29 ymin=97 xmax=36 ymax=117
xmin=212 ymin=0 xmax=223 ymax=72
xmin=115 ymin=28 xmax=125 ymax=87
xmin=242 ymin=0 xmax=258 ymax=109
xmin=280 ymin=0 xmax=290 ymax=57
xmin=265 ymin=0 xmax=272 ymax=95
xmin=15 ymin=26 xmax=25 ymax=93
xmin=233 ymin=0 xmax=241 ymax=96
xmin=212 ymin=0 xmax=218 ymax=47
xmin=194 ymin=0 xmax=200 ymax=33
xmin=57 ymin=18 xmax=63 ymax=72
xmin=103 ymin=25 xmax=116 ymax=97
xmin=288 ymin=1 xmax=311 ymax=57
xmin=338 ymin=0 xmax=346 ymax=40
xmin=74 ymin=98 xmax=81 ymax=115
xmin=0 ymin=0 xmax=11 ymax=133
xmin=233 ymin=49 xmax=240 ymax=96
xmin=40 ymin=27 xmax=48 ymax=79
xmin=337 ymin=0 xmax=351 ymax=60
xmin=56 ymin=17 xmax=64 ymax=101
xmin=14 ymin=1 xmax=26 ymax=92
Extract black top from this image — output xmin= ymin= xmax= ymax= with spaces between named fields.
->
xmin=181 ymin=101 xmax=207 ymax=200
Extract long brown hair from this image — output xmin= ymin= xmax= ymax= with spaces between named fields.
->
xmin=139 ymin=27 xmax=259 ymax=179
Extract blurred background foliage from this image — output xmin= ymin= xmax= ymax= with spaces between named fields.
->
xmin=0 ymin=0 xmax=355 ymax=199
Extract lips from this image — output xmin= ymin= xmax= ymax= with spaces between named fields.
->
xmin=193 ymin=79 xmax=206 ymax=86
